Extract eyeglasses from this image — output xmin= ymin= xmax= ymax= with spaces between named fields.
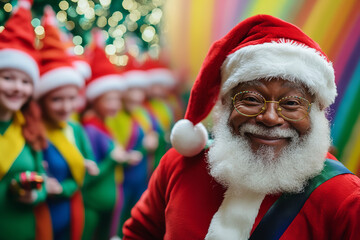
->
xmin=231 ymin=90 xmax=312 ymax=121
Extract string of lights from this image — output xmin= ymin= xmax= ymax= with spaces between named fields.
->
xmin=0 ymin=0 xmax=165 ymax=66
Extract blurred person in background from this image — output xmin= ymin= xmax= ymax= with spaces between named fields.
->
xmin=36 ymin=6 xmax=98 ymax=240
xmin=143 ymin=54 xmax=177 ymax=170
xmin=80 ymin=29 xmax=141 ymax=240
xmin=106 ymin=54 xmax=158 ymax=237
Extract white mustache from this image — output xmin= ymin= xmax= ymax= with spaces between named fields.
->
xmin=239 ymin=123 xmax=299 ymax=138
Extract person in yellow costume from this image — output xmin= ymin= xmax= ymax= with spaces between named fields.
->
xmin=106 ymin=54 xmax=158 ymax=237
xmin=0 ymin=0 xmax=50 ymax=239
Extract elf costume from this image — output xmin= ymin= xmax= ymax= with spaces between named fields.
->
xmin=107 ymin=107 xmax=150 ymax=237
xmin=81 ymin=119 xmax=121 ymax=240
xmin=0 ymin=0 xmax=50 ymax=239
xmin=42 ymin=121 xmax=92 ymax=240
xmin=142 ymin=56 xmax=176 ymax=169
xmin=123 ymin=15 xmax=360 ymax=239
xmin=107 ymin=54 xmax=163 ymax=236
xmin=80 ymin=28 xmax=128 ymax=240
xmin=36 ymin=6 xmax=92 ymax=240
xmin=0 ymin=113 xmax=48 ymax=240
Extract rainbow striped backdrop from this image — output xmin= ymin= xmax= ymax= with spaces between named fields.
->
xmin=163 ymin=0 xmax=360 ymax=174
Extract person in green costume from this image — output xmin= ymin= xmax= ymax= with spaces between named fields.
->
xmin=39 ymin=84 xmax=98 ymax=240
xmin=35 ymin=6 xmax=99 ymax=240
xmin=0 ymin=0 xmax=50 ymax=239
xmin=80 ymin=28 xmax=141 ymax=240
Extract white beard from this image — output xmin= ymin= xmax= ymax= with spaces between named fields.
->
xmin=205 ymin=104 xmax=331 ymax=240
xmin=207 ymin=103 xmax=331 ymax=195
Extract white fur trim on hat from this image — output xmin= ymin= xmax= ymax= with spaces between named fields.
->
xmin=0 ymin=49 xmax=39 ymax=86
xmin=73 ymin=60 xmax=92 ymax=80
xmin=147 ymin=68 xmax=176 ymax=87
xmin=170 ymin=119 xmax=208 ymax=157
xmin=35 ymin=66 xmax=83 ymax=99
xmin=86 ymin=74 xmax=127 ymax=101
xmin=123 ymin=70 xmax=150 ymax=88
xmin=221 ymin=40 xmax=336 ymax=107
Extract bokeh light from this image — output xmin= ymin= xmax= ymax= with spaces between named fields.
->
xmin=74 ymin=45 xmax=84 ymax=55
xmin=73 ymin=35 xmax=83 ymax=45
xmin=31 ymin=18 xmax=41 ymax=28
xmin=0 ymin=0 xmax=165 ymax=58
xmin=99 ymin=0 xmax=111 ymax=8
xmin=141 ymin=25 xmax=155 ymax=42
xmin=3 ymin=3 xmax=12 ymax=12
xmin=59 ymin=1 xmax=69 ymax=11
xmin=56 ymin=11 xmax=67 ymax=22
xmin=105 ymin=44 xmax=116 ymax=55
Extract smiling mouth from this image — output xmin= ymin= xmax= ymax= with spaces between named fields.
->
xmin=245 ymin=133 xmax=291 ymax=146
xmin=5 ymin=94 xmax=24 ymax=100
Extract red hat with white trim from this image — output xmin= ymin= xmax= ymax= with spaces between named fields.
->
xmin=35 ymin=5 xmax=83 ymax=99
xmin=85 ymin=29 xmax=126 ymax=101
xmin=122 ymin=53 xmax=150 ymax=89
xmin=144 ymin=53 xmax=176 ymax=87
xmin=170 ymin=14 xmax=336 ymax=157
xmin=0 ymin=0 xmax=39 ymax=85
xmin=71 ymin=56 xmax=92 ymax=81
xmin=61 ymin=30 xmax=92 ymax=81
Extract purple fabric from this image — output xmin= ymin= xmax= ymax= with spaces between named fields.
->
xmin=84 ymin=125 xmax=112 ymax=163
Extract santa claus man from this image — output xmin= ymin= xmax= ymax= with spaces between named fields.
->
xmin=122 ymin=15 xmax=360 ymax=240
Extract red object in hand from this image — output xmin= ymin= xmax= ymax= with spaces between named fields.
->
xmin=19 ymin=171 xmax=44 ymax=190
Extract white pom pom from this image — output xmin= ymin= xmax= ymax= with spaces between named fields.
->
xmin=170 ymin=119 xmax=208 ymax=157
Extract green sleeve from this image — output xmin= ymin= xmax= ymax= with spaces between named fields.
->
xmin=58 ymin=179 xmax=78 ymax=198
xmin=69 ymin=121 xmax=95 ymax=161
xmin=83 ymin=141 xmax=116 ymax=187
xmin=83 ymin=158 xmax=115 ymax=186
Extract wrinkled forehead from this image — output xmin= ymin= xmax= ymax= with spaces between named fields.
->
xmin=229 ymin=78 xmax=310 ymax=97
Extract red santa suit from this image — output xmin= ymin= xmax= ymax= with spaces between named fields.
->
xmin=123 ymin=148 xmax=360 ymax=239
xmin=124 ymin=14 xmax=359 ymax=240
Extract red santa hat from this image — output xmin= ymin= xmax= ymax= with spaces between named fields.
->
xmin=170 ymin=14 xmax=336 ymax=157
xmin=71 ymin=56 xmax=92 ymax=81
xmin=85 ymin=29 xmax=126 ymax=101
xmin=34 ymin=6 xmax=83 ymax=99
xmin=60 ymin=29 xmax=92 ymax=81
xmin=0 ymin=0 xmax=39 ymax=86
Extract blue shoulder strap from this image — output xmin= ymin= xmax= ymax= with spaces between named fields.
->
xmin=249 ymin=159 xmax=352 ymax=240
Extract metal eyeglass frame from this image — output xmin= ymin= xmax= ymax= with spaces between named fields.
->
xmin=231 ymin=90 xmax=312 ymax=122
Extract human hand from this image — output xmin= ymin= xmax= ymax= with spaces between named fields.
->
xmin=9 ymin=171 xmax=43 ymax=201
xmin=46 ymin=177 xmax=63 ymax=195
xmin=85 ymin=159 xmax=100 ymax=176
xmin=126 ymin=150 xmax=142 ymax=166
xmin=110 ymin=146 xmax=128 ymax=163
xmin=142 ymin=131 xmax=159 ymax=152
xmin=17 ymin=189 xmax=38 ymax=204
xmin=111 ymin=145 xmax=142 ymax=165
